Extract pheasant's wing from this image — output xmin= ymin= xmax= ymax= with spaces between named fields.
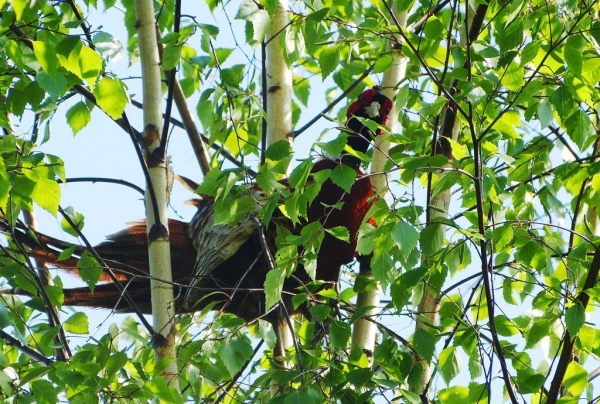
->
xmin=184 ymin=198 xmax=262 ymax=307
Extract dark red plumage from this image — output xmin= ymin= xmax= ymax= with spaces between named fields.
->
xmin=6 ymin=89 xmax=393 ymax=322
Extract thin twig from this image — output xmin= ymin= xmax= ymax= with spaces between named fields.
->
xmin=60 ymin=177 xmax=145 ymax=196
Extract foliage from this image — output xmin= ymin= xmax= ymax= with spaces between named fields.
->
xmin=0 ymin=0 xmax=599 ymax=402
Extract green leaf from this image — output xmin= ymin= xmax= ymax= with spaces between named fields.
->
xmin=162 ymin=44 xmax=182 ymax=71
xmin=497 ymin=21 xmax=523 ymax=53
xmin=437 ymin=385 xmax=469 ymax=404
xmin=218 ymin=333 xmax=253 ymax=377
xmin=466 ymin=86 xmax=486 ymax=105
xmin=564 ymin=45 xmax=583 ymax=75
xmin=284 ymin=390 xmax=317 ymax=404
xmin=346 ymin=368 xmax=373 ymax=389
xmin=288 ymin=158 xmax=313 ymax=190
xmin=28 ymin=175 xmax=61 ymax=216
xmin=11 ymin=0 xmax=33 ymax=21
xmin=515 ymin=368 xmax=545 ymax=394
xmin=390 ymin=266 xmax=427 ymax=309
xmin=309 ymin=304 xmax=331 ymax=323
xmin=0 ymin=158 xmax=10 ymax=212
xmin=564 ymin=110 xmax=593 ymax=150
xmin=438 ymin=347 xmax=461 ymax=384
xmin=445 ymin=138 xmax=468 ymax=160
xmin=316 ymin=133 xmax=348 ymax=157
xmin=105 ymin=352 xmax=128 ymax=377
xmin=565 ymin=303 xmax=585 ymax=336
xmin=525 ymin=318 xmax=552 ymax=349
xmin=391 ymin=221 xmax=419 ymax=258
xmin=37 ymin=71 xmax=69 ymax=100
xmin=492 ymin=225 xmax=514 ymax=251
xmin=66 ymin=102 xmax=92 ymax=134
xmin=79 ymin=45 xmax=103 ymax=87
xmin=264 ymin=267 xmax=285 ymax=311
xmin=420 ymin=223 xmax=443 ymax=256
xmin=423 ymin=17 xmax=445 ymax=40
xmin=318 ymin=45 xmax=340 ymax=79
xmin=44 ymin=284 xmax=64 ymax=307
xmin=521 ymin=40 xmax=540 ymax=65
xmin=0 ymin=303 xmax=11 ymax=328
xmin=413 ymin=328 xmax=435 ymax=362
xmin=325 ymin=226 xmax=349 ymax=243
xmin=93 ymin=76 xmax=128 ymax=119
xmin=330 ymin=164 xmax=356 ymax=193
xmin=33 ymin=41 xmax=59 ymax=80
xmin=420 ymin=96 xmax=447 ymax=116
xmin=77 ymin=250 xmax=103 ymax=292
xmin=31 ymin=379 xmax=58 ymax=404
xmin=144 ymin=378 xmax=184 ymax=404
xmin=495 ymin=315 xmax=519 ymax=336
xmin=329 ymin=318 xmax=350 ymax=349
xmin=93 ymin=32 xmax=125 ymax=64
xmin=236 ymin=0 xmax=259 ymax=19
xmin=220 ymin=64 xmax=245 ymax=88
xmin=293 ymin=78 xmax=310 ymax=106
xmin=549 ymin=86 xmax=575 ymax=121
xmin=373 ymin=54 xmax=393 ymax=73
xmin=537 ymin=100 xmax=553 ymax=128
xmin=503 ymin=61 xmax=524 ymax=91
xmin=60 ymin=206 xmax=85 ymax=237
xmin=213 ymin=48 xmax=235 ymax=65
xmin=431 ymin=172 xmax=459 ymax=200
xmin=64 ymin=312 xmax=89 ymax=334
xmin=563 ymin=361 xmax=587 ymax=397
xmin=516 ymin=241 xmax=539 ymax=269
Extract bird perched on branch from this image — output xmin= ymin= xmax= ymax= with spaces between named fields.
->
xmin=3 ymin=88 xmax=393 ymax=322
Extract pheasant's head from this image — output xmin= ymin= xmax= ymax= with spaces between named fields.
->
xmin=343 ymin=88 xmax=394 ymax=167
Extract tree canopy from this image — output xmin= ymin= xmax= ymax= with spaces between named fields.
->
xmin=0 ymin=0 xmax=599 ymax=402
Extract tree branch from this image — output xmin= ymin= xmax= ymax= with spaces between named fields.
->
xmin=546 ymin=246 xmax=600 ymax=404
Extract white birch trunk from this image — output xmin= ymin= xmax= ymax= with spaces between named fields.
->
xmin=134 ymin=0 xmax=178 ymax=388
xmin=350 ymin=6 xmax=408 ymax=365
xmin=414 ymin=5 xmax=475 ymax=395
xmin=266 ymin=2 xmax=293 ymax=148
xmin=266 ymin=2 xmax=294 ymax=369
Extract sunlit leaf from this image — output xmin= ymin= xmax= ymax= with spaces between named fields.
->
xmin=66 ymin=102 xmax=92 ymax=134
xmin=565 ymin=303 xmax=585 ymax=336
xmin=438 ymin=347 xmax=461 ymax=384
xmin=563 ymin=361 xmax=587 ymax=396
xmin=503 ymin=61 xmax=524 ymax=91
xmin=438 ymin=385 xmax=469 ymax=404
xmin=93 ymin=76 xmax=128 ymax=119
xmin=64 ymin=312 xmax=89 ymax=334
xmin=325 ymin=226 xmax=349 ymax=242
xmin=79 ymin=45 xmax=103 ymax=87
xmin=32 ymin=41 xmax=59 ymax=80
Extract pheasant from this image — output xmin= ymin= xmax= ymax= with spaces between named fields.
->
xmin=4 ymin=88 xmax=393 ymax=322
